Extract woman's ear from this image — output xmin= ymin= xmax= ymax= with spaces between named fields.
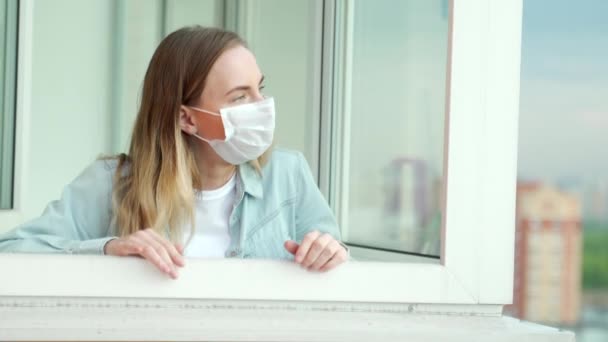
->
xmin=179 ymin=106 xmax=198 ymax=135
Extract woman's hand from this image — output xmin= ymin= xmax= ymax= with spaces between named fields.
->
xmin=103 ymin=228 xmax=185 ymax=279
xmin=284 ymin=230 xmax=348 ymax=272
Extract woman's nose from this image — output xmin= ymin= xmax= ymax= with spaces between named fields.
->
xmin=252 ymin=90 xmax=265 ymax=102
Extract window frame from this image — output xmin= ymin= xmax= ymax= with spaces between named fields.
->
xmin=0 ymin=0 xmax=522 ymax=312
xmin=325 ymin=0 xmax=450 ymax=257
xmin=0 ymin=0 xmax=19 ymax=210
xmin=0 ymin=0 xmax=28 ymax=225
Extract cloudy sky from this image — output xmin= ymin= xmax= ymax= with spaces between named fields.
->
xmin=517 ymin=0 xmax=608 ymax=182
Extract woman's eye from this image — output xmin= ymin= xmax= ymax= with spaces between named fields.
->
xmin=232 ymin=94 xmax=247 ymax=102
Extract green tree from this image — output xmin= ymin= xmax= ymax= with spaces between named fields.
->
xmin=582 ymin=221 xmax=608 ymax=289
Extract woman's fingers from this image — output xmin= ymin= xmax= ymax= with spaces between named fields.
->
xmin=145 ymin=229 xmax=186 ymax=267
xmin=283 ymin=240 xmax=299 ymax=255
xmin=300 ymin=233 xmax=332 ymax=268
xmin=319 ymin=251 xmax=348 ymax=272
xmin=294 ymin=230 xmax=320 ymax=264
xmin=290 ymin=231 xmax=349 ymax=272
xmin=138 ymin=243 xmax=177 ymax=279
xmin=308 ymin=240 xmax=341 ymax=271
xmin=174 ymin=243 xmax=185 ymax=255
xmin=134 ymin=231 xmax=179 ymax=278
xmin=103 ymin=229 xmax=184 ymax=279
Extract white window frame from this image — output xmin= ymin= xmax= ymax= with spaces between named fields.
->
xmin=0 ymin=0 xmax=19 ymax=210
xmin=0 ymin=0 xmax=30 ymax=228
xmin=0 ymin=0 xmax=527 ymax=338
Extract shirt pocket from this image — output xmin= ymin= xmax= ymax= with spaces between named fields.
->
xmin=243 ymin=197 xmax=296 ymax=260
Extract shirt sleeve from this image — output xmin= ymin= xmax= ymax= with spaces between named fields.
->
xmin=0 ymin=160 xmax=118 ymax=255
xmin=294 ymin=152 xmax=345 ymax=246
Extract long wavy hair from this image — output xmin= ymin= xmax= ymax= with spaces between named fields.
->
xmin=111 ymin=26 xmax=269 ymax=243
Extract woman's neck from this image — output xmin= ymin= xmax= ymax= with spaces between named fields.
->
xmin=195 ymin=145 xmax=236 ymax=191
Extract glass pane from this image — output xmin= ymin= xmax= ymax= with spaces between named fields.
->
xmin=340 ymin=0 xmax=449 ymax=256
xmin=239 ymin=0 xmax=322 ymax=167
xmin=112 ymin=0 xmax=223 ymax=154
xmin=0 ymin=0 xmax=18 ymax=210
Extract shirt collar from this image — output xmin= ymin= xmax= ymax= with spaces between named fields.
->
xmin=237 ymin=162 xmax=264 ymax=198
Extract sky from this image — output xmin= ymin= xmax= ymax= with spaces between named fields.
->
xmin=517 ymin=0 xmax=608 ymax=183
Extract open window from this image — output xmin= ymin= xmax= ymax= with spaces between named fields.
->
xmin=0 ymin=1 xmax=572 ymax=340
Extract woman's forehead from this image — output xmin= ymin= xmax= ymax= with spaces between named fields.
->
xmin=207 ymin=45 xmax=262 ymax=90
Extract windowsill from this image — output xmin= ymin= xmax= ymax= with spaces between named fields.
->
xmin=0 ymin=296 xmax=575 ymax=341
xmin=0 ymin=253 xmax=476 ymax=303
xmin=0 ymin=252 xmax=574 ymax=341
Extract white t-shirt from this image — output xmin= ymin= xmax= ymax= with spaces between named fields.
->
xmin=183 ymin=173 xmax=236 ymax=258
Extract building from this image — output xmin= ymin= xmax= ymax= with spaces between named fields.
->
xmin=507 ymin=182 xmax=582 ymax=325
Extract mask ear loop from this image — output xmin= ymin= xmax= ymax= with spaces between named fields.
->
xmin=188 ymin=106 xmax=221 ymax=117
xmin=185 ymin=105 xmax=222 ymax=143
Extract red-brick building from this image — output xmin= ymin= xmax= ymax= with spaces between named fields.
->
xmin=506 ymin=182 xmax=582 ymax=325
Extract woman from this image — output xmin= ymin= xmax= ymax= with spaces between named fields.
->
xmin=0 ymin=26 xmax=348 ymax=278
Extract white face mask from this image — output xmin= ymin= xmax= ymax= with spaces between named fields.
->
xmin=187 ymin=97 xmax=275 ymax=165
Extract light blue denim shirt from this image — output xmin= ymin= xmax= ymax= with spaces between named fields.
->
xmin=0 ymin=148 xmax=342 ymax=259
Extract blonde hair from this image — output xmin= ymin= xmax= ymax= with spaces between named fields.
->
xmin=111 ymin=26 xmax=270 ymax=243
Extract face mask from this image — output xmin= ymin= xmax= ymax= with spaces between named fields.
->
xmin=187 ymin=97 xmax=275 ymax=165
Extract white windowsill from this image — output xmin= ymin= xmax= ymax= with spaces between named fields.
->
xmin=0 ymin=254 xmax=473 ymax=303
xmin=0 ymin=254 xmax=574 ymax=341
xmin=0 ymin=296 xmax=574 ymax=341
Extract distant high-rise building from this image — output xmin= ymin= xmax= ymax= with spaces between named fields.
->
xmin=506 ymin=182 xmax=582 ymax=325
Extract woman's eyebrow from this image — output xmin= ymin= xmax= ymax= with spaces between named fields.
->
xmin=225 ymin=85 xmax=250 ymax=96
xmin=224 ymin=75 xmax=265 ymax=96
